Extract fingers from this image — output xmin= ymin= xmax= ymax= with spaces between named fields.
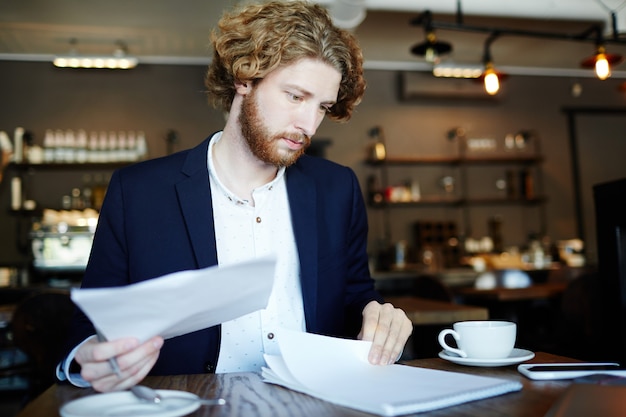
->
xmin=358 ymin=301 xmax=380 ymax=342
xmin=359 ymin=301 xmax=412 ymax=366
xmin=76 ymin=335 xmax=163 ymax=392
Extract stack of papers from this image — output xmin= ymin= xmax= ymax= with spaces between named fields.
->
xmin=262 ymin=329 xmax=522 ymax=416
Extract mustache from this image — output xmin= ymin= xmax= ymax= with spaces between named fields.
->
xmin=281 ymin=132 xmax=310 ymax=144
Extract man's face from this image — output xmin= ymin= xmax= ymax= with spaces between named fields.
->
xmin=238 ymin=58 xmax=342 ymax=167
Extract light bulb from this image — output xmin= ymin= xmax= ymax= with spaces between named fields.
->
xmin=484 ymin=68 xmax=500 ymax=95
xmin=425 ymin=47 xmax=437 ymax=63
xmin=595 ymin=54 xmax=611 ymax=80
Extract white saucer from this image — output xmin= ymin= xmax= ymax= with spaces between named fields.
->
xmin=439 ymin=348 xmax=535 ymax=367
xmin=60 ymin=389 xmax=202 ymax=417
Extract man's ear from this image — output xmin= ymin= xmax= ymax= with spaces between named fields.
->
xmin=234 ymin=80 xmax=251 ymax=95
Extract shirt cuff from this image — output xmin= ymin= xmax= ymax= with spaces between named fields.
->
xmin=56 ymin=335 xmax=97 ymax=388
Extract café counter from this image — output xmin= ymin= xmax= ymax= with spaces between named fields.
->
xmin=17 ymin=352 xmax=577 ymax=417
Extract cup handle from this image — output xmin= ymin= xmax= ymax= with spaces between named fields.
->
xmin=438 ymin=329 xmax=467 ymax=358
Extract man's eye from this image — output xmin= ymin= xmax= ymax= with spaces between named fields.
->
xmin=288 ymin=93 xmax=302 ymax=102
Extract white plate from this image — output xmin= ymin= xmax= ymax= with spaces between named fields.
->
xmin=439 ymin=348 xmax=535 ymax=367
xmin=60 ymin=389 xmax=202 ymax=417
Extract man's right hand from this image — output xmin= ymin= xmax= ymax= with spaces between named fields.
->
xmin=74 ymin=335 xmax=164 ymax=392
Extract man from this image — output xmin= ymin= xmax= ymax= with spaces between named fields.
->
xmin=57 ymin=0 xmax=412 ymax=392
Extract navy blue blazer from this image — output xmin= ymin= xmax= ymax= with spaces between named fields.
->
xmin=65 ymin=134 xmax=382 ymax=375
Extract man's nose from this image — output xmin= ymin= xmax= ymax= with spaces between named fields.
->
xmin=295 ymin=105 xmax=324 ymax=137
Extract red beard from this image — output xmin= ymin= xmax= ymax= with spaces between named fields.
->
xmin=239 ymin=88 xmax=311 ymax=167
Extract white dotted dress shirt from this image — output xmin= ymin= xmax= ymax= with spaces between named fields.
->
xmin=208 ymin=133 xmax=305 ymax=373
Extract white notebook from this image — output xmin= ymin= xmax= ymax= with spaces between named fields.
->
xmin=262 ymin=329 xmax=522 ymax=416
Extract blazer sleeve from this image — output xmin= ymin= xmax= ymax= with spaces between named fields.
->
xmin=62 ymin=144 xmax=221 ymax=375
xmin=342 ymin=167 xmax=385 ymax=334
xmin=289 ymin=156 xmax=383 ymax=339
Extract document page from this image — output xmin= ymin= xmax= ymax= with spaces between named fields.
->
xmin=262 ymin=329 xmax=522 ymax=416
xmin=71 ymin=257 xmax=276 ymax=342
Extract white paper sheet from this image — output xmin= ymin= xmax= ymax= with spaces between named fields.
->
xmin=262 ymin=329 xmax=523 ymax=416
xmin=71 ymin=257 xmax=276 ymax=342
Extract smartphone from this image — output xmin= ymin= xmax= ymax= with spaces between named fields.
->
xmin=518 ymin=362 xmax=626 ymax=380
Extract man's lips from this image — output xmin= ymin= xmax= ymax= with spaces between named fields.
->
xmin=282 ymin=137 xmax=305 ymax=150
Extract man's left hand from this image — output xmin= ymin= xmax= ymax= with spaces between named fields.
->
xmin=358 ymin=301 xmax=412 ymax=365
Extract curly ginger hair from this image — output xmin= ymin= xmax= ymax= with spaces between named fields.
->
xmin=205 ymin=0 xmax=366 ymax=122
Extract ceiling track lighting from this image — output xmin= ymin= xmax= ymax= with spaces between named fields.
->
xmin=53 ymin=39 xmax=138 ymax=69
xmin=410 ymin=7 xmax=626 ymax=82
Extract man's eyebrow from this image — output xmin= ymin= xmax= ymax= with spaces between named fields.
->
xmin=285 ymin=83 xmax=337 ymax=103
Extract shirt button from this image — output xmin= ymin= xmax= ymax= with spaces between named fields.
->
xmin=256 ymin=217 xmax=262 ymax=223
xmin=205 ymin=363 xmax=215 ymax=373
xmin=267 ymin=332 xmax=275 ymax=340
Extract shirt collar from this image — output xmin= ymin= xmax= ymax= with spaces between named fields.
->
xmin=207 ymin=132 xmax=286 ymax=206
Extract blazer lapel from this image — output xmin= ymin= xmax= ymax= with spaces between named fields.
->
xmin=176 ymin=138 xmax=218 ymax=269
xmin=286 ymin=163 xmax=319 ymax=330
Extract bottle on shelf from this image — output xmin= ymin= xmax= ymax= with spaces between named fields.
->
xmin=75 ymin=130 xmax=88 ymax=163
xmin=43 ymin=129 xmax=55 ymax=162
xmin=136 ymin=131 xmax=148 ymax=160
xmin=11 ymin=176 xmax=22 ymax=210
xmin=54 ymin=129 xmax=65 ymax=162
xmin=488 ymin=215 xmax=504 ymax=253
xmin=98 ymin=131 xmax=108 ymax=163
xmin=12 ymin=127 xmax=24 ymax=163
xmin=117 ymin=131 xmax=127 ymax=162
xmin=24 ymin=130 xmax=44 ymax=164
xmin=88 ymin=132 xmax=99 ymax=163
xmin=0 ymin=131 xmax=13 ymax=180
xmin=367 ymin=126 xmax=386 ymax=162
xmin=520 ymin=168 xmax=534 ymax=199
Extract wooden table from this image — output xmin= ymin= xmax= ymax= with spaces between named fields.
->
xmin=17 ymin=352 xmax=577 ymax=417
xmin=453 ymin=282 xmax=569 ymax=302
xmin=385 ymin=296 xmax=489 ymax=325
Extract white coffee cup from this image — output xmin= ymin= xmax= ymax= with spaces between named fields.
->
xmin=438 ymin=321 xmax=516 ymax=359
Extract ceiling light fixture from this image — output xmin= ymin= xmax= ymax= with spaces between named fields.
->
xmin=53 ymin=40 xmax=138 ymax=69
xmin=410 ymin=11 xmax=452 ymax=64
xmin=482 ymin=63 xmax=500 ymax=95
xmin=479 ymin=32 xmax=507 ymax=95
xmin=580 ymin=44 xmax=623 ymax=80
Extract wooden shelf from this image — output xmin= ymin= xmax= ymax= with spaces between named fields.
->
xmin=466 ymin=196 xmax=547 ymax=205
xmin=8 ymin=162 xmax=129 ymax=171
xmin=366 ymin=155 xmax=543 ymax=166
xmin=370 ymin=196 xmax=546 ymax=208
xmin=370 ymin=196 xmax=463 ymax=207
xmin=367 ymin=156 xmax=460 ymax=165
